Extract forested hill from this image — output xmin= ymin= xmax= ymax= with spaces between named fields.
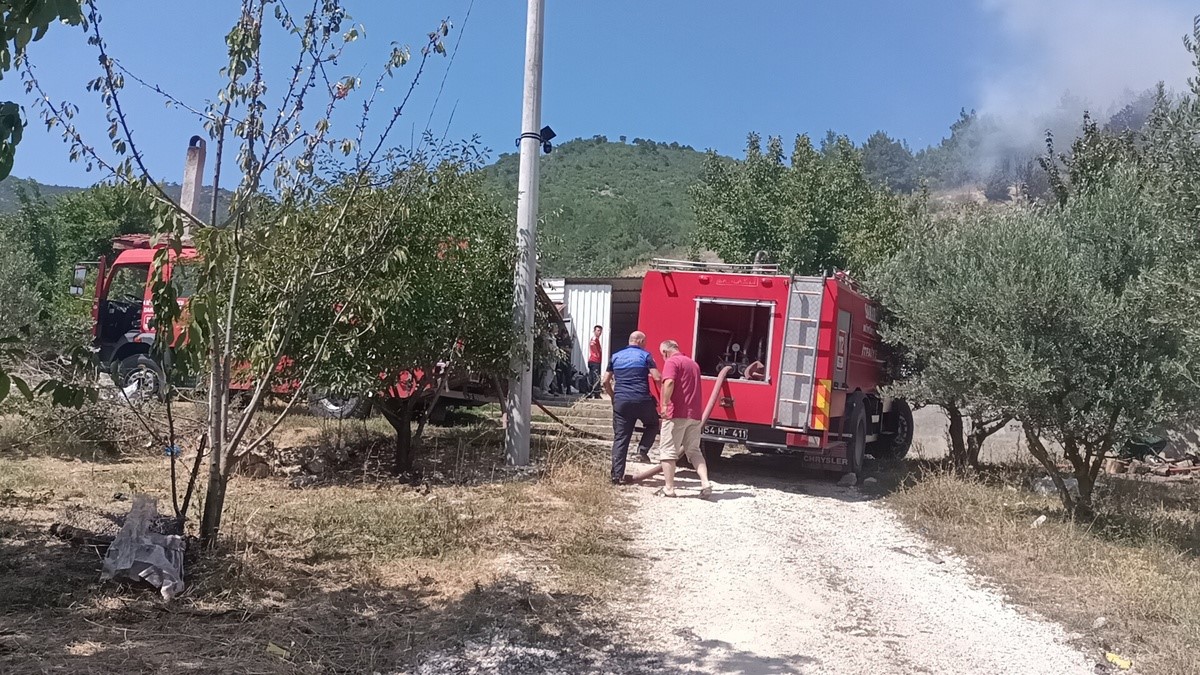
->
xmin=0 ymin=176 xmax=80 ymax=212
xmin=0 ymin=178 xmax=231 ymax=223
xmin=482 ymin=136 xmax=709 ymax=277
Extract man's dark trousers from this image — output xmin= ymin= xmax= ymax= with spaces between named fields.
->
xmin=587 ymin=362 xmax=602 ymax=397
xmin=611 ymin=399 xmax=659 ymax=483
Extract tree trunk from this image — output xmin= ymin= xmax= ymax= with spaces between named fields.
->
xmin=966 ymin=434 xmax=983 ymax=469
xmin=1074 ymin=470 xmax=1096 ymax=520
xmin=1061 ymin=435 xmax=1097 ymax=520
xmin=199 ymin=469 xmax=228 ymax=546
xmin=946 ymin=404 xmax=969 ymax=469
xmin=379 ymin=400 xmax=416 ymax=475
xmin=199 ymin=337 xmax=229 ymax=548
xmin=967 ymin=414 xmax=1012 ymax=469
xmin=1024 ymin=427 xmax=1076 ymax=514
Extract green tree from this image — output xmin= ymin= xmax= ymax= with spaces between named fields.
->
xmin=0 ymin=221 xmax=40 ymax=331
xmin=0 ymin=187 xmax=56 ymax=299
xmin=54 ymin=182 xmax=154 ymax=264
xmin=914 ymin=109 xmax=981 ymax=188
xmin=869 ymin=207 xmax=1015 ymax=469
xmin=23 ymin=0 xmax=463 ymax=544
xmin=861 ymin=131 xmax=917 ymax=193
xmin=877 ymin=159 xmax=1200 ymax=516
xmin=691 ymin=132 xmax=906 ymax=275
xmin=295 ymin=164 xmax=516 ymax=473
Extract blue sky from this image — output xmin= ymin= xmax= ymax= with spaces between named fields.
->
xmin=7 ymin=0 xmax=1197 ymax=187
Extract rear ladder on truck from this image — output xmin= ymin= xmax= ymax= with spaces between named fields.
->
xmin=773 ymin=276 xmax=825 ymax=431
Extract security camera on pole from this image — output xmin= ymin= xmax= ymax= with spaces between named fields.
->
xmin=506 ymin=0 xmax=553 ymax=467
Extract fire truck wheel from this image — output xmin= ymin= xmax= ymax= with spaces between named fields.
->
xmin=847 ymin=404 xmax=868 ymax=475
xmin=308 ymin=392 xmax=371 ymax=419
xmin=426 ymin=400 xmax=450 ymax=426
xmin=117 ymin=354 xmax=165 ymax=401
xmin=701 ymin=440 xmax=725 ymax=467
xmin=870 ymin=399 xmax=914 ymax=460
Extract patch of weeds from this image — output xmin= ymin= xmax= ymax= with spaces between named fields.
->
xmin=308 ymin=494 xmax=486 ymax=561
xmin=888 ymin=466 xmax=1200 ymax=675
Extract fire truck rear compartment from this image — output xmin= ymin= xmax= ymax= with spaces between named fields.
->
xmin=694 ymin=300 xmax=772 ymax=379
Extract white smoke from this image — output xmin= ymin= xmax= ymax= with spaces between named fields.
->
xmin=971 ymin=0 xmax=1196 ymax=175
xmin=980 ymin=0 xmax=1194 ymax=117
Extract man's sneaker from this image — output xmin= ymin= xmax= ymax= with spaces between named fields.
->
xmin=636 ymin=452 xmax=652 ymax=464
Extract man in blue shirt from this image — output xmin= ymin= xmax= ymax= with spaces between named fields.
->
xmin=601 ymin=331 xmax=662 ymax=484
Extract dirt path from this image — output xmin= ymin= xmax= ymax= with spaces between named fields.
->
xmin=612 ymin=455 xmax=1095 ymax=674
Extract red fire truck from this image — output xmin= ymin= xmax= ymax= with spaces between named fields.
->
xmin=70 ymin=234 xmax=196 ymax=397
xmin=636 ymin=259 xmax=912 ymax=474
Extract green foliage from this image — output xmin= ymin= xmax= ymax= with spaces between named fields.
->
xmin=0 ymin=181 xmax=151 ymax=406
xmin=236 ymin=161 xmax=517 ymax=396
xmin=189 ymin=156 xmax=517 ymax=472
xmin=914 ymin=109 xmax=985 ymax=189
xmin=1040 ymin=112 xmax=1141 ymax=206
xmin=54 ymin=182 xmax=154 ymax=263
xmin=2 ymin=188 xmax=57 ymax=297
xmin=482 ymin=136 xmax=707 ymax=276
xmin=861 ymin=131 xmax=917 ymax=193
xmin=0 ymin=100 xmax=20 ymax=179
xmin=0 ymin=0 xmax=85 ymax=180
xmin=876 ymin=172 xmax=1199 ymax=515
xmin=0 ymin=215 xmax=40 ymax=329
xmin=877 ymin=49 xmax=1200 ymax=513
xmin=691 ymin=132 xmax=908 ymax=275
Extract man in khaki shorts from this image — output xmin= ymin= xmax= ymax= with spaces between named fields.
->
xmin=652 ymin=339 xmax=712 ymax=498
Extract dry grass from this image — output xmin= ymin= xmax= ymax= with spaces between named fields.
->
xmin=0 ymin=414 xmax=631 ymax=673
xmin=885 ymin=463 xmax=1200 ymax=675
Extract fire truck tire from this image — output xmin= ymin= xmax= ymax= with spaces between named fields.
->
xmin=426 ymin=400 xmax=450 ymax=426
xmin=847 ymin=404 xmax=868 ymax=475
xmin=701 ymin=440 xmax=725 ymax=467
xmin=308 ymin=392 xmax=371 ymax=419
xmin=117 ymin=354 xmax=165 ymax=400
xmin=871 ymin=399 xmax=914 ymax=459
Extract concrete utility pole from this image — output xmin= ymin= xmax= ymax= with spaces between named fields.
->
xmin=505 ymin=0 xmax=547 ymax=466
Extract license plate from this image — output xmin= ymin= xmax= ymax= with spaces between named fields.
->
xmin=703 ymin=424 xmax=747 ymax=441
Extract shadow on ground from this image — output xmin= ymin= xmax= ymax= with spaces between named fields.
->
xmin=670 ymin=451 xmax=904 ymax=504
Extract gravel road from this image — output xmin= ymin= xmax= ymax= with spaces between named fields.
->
xmin=613 ymin=454 xmax=1096 ymax=675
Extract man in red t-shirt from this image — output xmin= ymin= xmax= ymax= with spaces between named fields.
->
xmin=653 ymin=339 xmax=711 ymax=498
xmin=586 ymin=325 xmax=603 ymax=398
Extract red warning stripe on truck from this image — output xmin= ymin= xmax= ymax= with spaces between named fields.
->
xmin=811 ymin=379 xmax=831 ymax=430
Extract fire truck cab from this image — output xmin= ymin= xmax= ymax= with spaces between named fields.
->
xmin=637 ymin=259 xmax=912 ymax=474
xmin=71 ymin=234 xmax=198 ymax=396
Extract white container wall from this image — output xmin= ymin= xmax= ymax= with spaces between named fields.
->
xmin=564 ymin=283 xmax=613 ymax=373
xmin=540 ymin=278 xmax=565 ymax=305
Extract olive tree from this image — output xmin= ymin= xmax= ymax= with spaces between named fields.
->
xmin=869 ymin=208 xmax=1012 ymax=470
xmin=877 ymin=168 xmax=1200 ymax=516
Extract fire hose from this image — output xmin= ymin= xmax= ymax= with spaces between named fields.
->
xmin=628 ymin=364 xmax=732 ymax=482
xmin=524 ymin=364 xmax=735 ymax=470
xmin=700 ymin=365 xmax=733 ymax=428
